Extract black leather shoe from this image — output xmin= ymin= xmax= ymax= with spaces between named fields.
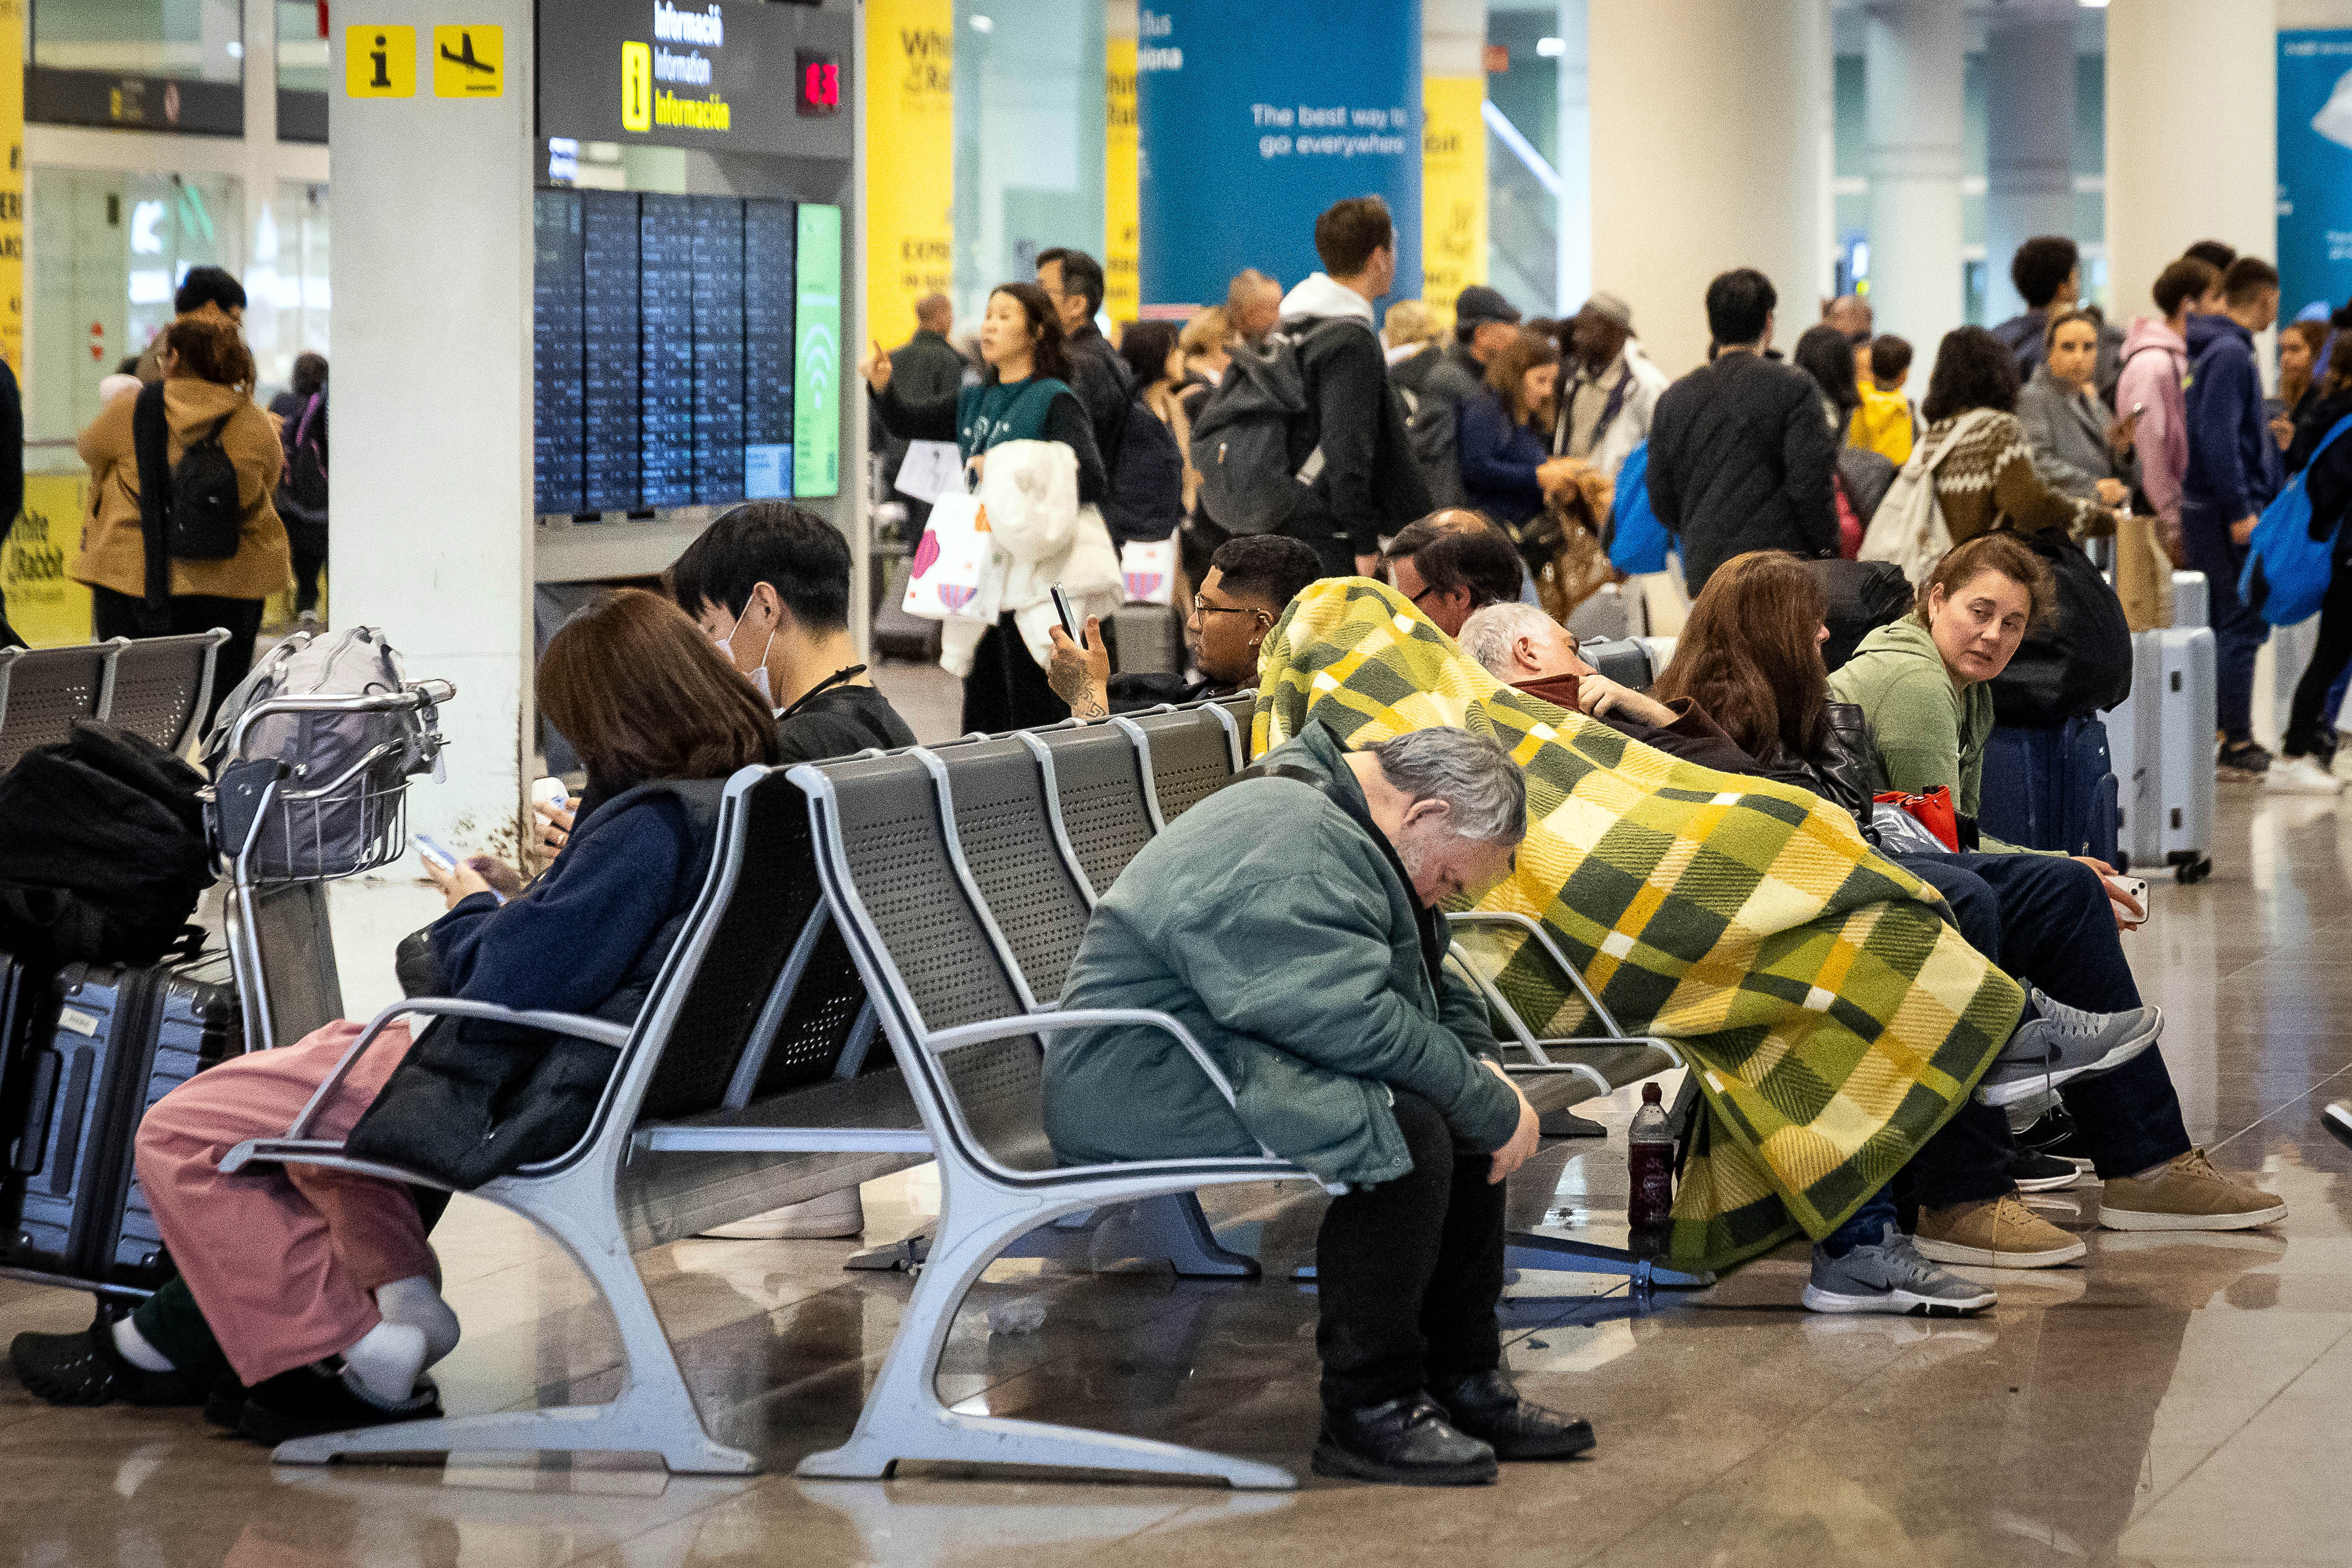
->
xmin=203 ymin=1375 xmax=252 ymax=1429
xmin=237 ymin=1364 xmax=442 ymax=1446
xmin=11 ymin=1326 xmax=206 ymax=1408
xmin=1429 ymin=1368 xmax=1596 ymax=1460
xmin=1311 ymin=1394 xmax=1498 ymax=1486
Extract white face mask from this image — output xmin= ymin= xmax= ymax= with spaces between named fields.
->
xmin=715 ymin=607 xmax=777 ymax=707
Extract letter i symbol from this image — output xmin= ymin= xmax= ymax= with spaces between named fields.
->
xmin=370 ymin=34 xmax=390 ymax=88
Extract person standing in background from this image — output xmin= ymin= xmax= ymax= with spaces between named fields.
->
xmin=877 ymin=294 xmax=965 ymax=530
xmin=1553 ymin=292 xmax=1668 ymax=490
xmin=136 ymin=267 xmax=246 ymax=384
xmin=2271 ymin=319 xmax=2327 ymax=452
xmin=2117 ymin=257 xmax=2218 ymax=569
xmin=1226 ymin=269 xmax=1282 ymax=346
xmin=1852 ymin=336 xmax=1919 ymax=465
xmin=1382 ymin=300 xmax=1437 ymax=369
xmin=2019 ymin=311 xmax=2138 ymax=513
xmin=272 ymin=354 xmax=330 ymax=626
xmin=1992 ymin=236 xmax=2123 ymax=398
xmin=1037 ymin=248 xmax=1138 ymax=541
xmin=2182 ymin=256 xmax=2285 ymax=778
xmin=1401 ymin=284 xmax=1523 ymax=510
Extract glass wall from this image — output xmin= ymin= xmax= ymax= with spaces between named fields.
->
xmin=950 ymin=0 xmax=1104 ymax=327
xmin=274 ymin=0 xmax=326 ymax=93
xmin=32 ymin=0 xmax=242 ymax=81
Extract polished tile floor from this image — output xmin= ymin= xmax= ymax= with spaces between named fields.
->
xmin=6 ymin=691 xmax=2350 ymax=1565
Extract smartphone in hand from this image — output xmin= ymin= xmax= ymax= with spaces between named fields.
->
xmin=1049 ymin=583 xmax=1083 ymax=643
xmin=417 ymin=834 xmax=508 ymax=904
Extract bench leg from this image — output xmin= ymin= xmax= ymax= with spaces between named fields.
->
xmin=1505 ymin=1232 xmax=1716 ymax=1291
xmin=797 ymin=1177 xmax=1295 ymax=1490
xmin=272 ymin=1181 xmax=756 ymax=1475
xmin=846 ymin=1194 xmax=1258 ymax=1279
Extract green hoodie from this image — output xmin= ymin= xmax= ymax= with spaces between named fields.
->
xmin=1827 ymin=616 xmax=2042 ymax=856
xmin=1044 ymin=722 xmax=1522 ymax=1187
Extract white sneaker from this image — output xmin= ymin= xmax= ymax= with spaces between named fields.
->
xmin=2265 ymin=755 xmax=2344 ymax=796
xmin=696 ymin=1185 xmax=865 ymax=1240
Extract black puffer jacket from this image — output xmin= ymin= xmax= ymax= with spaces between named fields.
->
xmin=1646 ymin=351 xmax=1840 ymax=594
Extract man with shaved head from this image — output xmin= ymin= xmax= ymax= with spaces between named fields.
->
xmin=1228 ymin=269 xmax=1283 ymax=344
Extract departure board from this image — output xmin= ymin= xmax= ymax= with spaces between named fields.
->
xmin=532 ymin=190 xmax=803 ymax=516
xmin=532 ymin=190 xmax=585 ymax=516
xmin=581 ymin=190 xmax=641 ymax=511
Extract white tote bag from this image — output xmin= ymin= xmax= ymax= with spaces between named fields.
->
xmin=1119 ymin=538 xmax=1178 ymax=605
xmin=901 ymin=491 xmax=1005 ymax=625
xmin=1859 ymin=407 xmax=1995 ymax=584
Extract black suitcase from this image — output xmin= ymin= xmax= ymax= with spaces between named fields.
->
xmin=0 ymin=952 xmax=56 ymax=1239
xmin=5 ymin=956 xmax=239 ymax=1292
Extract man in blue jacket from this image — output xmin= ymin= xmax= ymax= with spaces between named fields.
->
xmin=2182 ymin=256 xmax=2283 ymax=776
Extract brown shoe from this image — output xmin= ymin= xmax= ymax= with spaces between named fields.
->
xmin=2098 ymin=1148 xmax=2287 ymax=1231
xmin=1911 ymin=1193 xmax=2087 ymax=1268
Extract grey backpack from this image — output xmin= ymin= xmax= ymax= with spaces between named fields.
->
xmin=203 ymin=626 xmax=425 ymax=878
xmin=1189 ymin=323 xmax=1338 ymax=536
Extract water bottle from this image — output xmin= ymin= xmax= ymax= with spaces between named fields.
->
xmin=1626 ymin=1082 xmax=1675 ymax=1233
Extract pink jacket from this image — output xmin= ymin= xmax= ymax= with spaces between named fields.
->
xmin=2118 ymin=316 xmax=2189 ymax=527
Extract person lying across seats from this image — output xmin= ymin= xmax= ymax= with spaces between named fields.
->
xmin=1043 ymin=533 xmax=1322 ymax=717
xmin=1380 ymin=510 xmax=1528 ymax=638
xmin=1827 ymin=535 xmax=2284 ymax=1235
xmin=35 ymin=591 xmax=778 ymax=1444
xmin=1044 ymin=725 xmax=1592 ymax=1487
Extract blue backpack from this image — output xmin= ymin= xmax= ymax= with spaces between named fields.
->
xmin=2240 ymin=412 xmax=2352 ymax=626
xmin=1606 ymin=442 xmax=1672 ymax=574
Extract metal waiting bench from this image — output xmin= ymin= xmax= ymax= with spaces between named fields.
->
xmin=0 ymin=628 xmax=230 ymax=769
xmin=213 ymin=681 xmax=1704 ymax=1484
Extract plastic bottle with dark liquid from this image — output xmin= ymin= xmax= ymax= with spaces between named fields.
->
xmin=1626 ymin=1081 xmax=1675 ymax=1235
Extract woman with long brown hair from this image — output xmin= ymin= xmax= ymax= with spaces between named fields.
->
xmin=1457 ymin=327 xmax=1562 ymax=531
xmin=54 ymin=591 xmax=779 ymax=1444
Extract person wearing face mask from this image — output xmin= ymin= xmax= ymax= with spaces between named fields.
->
xmin=1044 ymin=533 xmax=1320 ymax=717
xmin=1045 ymin=724 xmax=1590 ymax=1487
xmin=1831 ymin=536 xmax=2285 ymax=1236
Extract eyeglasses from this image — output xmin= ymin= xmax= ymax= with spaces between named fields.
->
xmin=1190 ymin=600 xmax=1261 ymax=621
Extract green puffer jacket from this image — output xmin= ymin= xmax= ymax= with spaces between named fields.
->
xmin=1044 ymin=722 xmax=1522 ymax=1187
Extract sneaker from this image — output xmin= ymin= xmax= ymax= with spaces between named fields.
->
xmin=2324 ymin=1100 xmax=2352 ymax=1150
xmin=237 ymin=1362 xmax=442 ymax=1446
xmin=2005 ymin=1146 xmax=2082 ymax=1192
xmin=2266 ymin=755 xmax=2344 ymax=796
xmin=696 ymin=1185 xmax=865 ymax=1240
xmin=2017 ymin=1104 xmax=2093 ymax=1166
xmin=1311 ymin=1394 xmax=1499 ymax=1486
xmin=9 ymin=1325 xmax=206 ymax=1408
xmin=2218 ymin=739 xmax=2272 ymax=778
xmin=1428 ymin=1368 xmax=1595 ymax=1461
xmin=1913 ymin=1193 xmax=2088 ymax=1267
xmin=1802 ymin=1223 xmax=1999 ymax=1316
xmin=1976 ymin=989 xmax=2163 ymax=1109
xmin=2097 ymin=1148 xmax=2288 ymax=1231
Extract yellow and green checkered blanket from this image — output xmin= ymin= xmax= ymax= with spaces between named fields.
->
xmin=1255 ymin=579 xmax=2024 ymax=1269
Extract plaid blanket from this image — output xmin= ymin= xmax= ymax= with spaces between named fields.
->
xmin=1254 ymin=580 xmax=2024 ymax=1269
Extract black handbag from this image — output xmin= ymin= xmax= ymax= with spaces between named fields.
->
xmin=1988 ymin=528 xmax=2134 ymax=725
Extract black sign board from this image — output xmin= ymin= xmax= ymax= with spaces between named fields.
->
xmin=537 ymin=0 xmax=853 ymax=162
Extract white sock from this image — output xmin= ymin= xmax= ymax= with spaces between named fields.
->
xmin=111 ymin=1316 xmax=175 ymax=1373
xmin=373 ymin=1275 xmax=462 ymax=1368
xmin=339 ymin=1320 xmax=428 ymax=1406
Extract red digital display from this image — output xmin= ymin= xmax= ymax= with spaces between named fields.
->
xmin=797 ymin=51 xmax=840 ymax=117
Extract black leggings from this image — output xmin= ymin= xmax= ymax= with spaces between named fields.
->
xmin=2285 ymin=562 xmax=2352 ymax=761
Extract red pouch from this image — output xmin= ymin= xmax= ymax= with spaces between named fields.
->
xmin=1874 ymin=786 xmax=1960 ymax=852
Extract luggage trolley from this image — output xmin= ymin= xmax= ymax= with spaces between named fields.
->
xmin=204 ymin=678 xmax=455 ymax=1055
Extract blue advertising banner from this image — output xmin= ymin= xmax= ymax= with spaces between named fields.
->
xmin=2279 ymin=30 xmax=2352 ymax=319
xmin=1135 ymin=0 xmax=1420 ymax=312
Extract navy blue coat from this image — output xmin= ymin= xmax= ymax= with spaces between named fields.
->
xmin=1457 ymin=391 xmax=1550 ymax=528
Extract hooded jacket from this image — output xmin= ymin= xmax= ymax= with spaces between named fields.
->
xmin=72 ymin=379 xmax=290 ymax=602
xmin=1274 ymin=273 xmax=1432 ymax=555
xmin=1646 ymin=349 xmax=1840 ymax=594
xmin=2117 ymin=316 xmax=2191 ymax=527
xmin=2182 ymin=313 xmax=2283 ymax=522
xmin=1045 ymin=721 xmax=1520 ymax=1187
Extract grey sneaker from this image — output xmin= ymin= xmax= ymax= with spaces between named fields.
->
xmin=1803 ymin=1224 xmax=1998 ymax=1317
xmin=1976 ymin=989 xmax=2163 ymax=1109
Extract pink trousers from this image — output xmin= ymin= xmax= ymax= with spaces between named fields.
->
xmin=135 ymin=1019 xmax=436 ymax=1386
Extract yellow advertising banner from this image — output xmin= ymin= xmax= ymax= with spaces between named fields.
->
xmin=3 ymin=475 xmax=92 ymax=647
xmin=1104 ymin=38 xmax=1139 ymax=327
xmin=864 ymin=0 xmax=954 ymax=350
xmin=1421 ymin=75 xmax=1487 ymax=332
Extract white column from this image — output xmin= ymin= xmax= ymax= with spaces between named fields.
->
xmin=329 ymin=1 xmax=533 ymax=853
xmin=1863 ymin=0 xmax=1963 ymax=355
xmin=2107 ymin=0 xmax=2277 ymax=327
xmin=1983 ymin=17 xmax=2076 ymax=326
xmin=1554 ymin=0 xmax=1590 ymax=315
xmin=1587 ymin=0 xmax=1829 ymax=378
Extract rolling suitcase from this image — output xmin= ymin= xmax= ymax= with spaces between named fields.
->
xmin=1977 ymin=715 xmax=2120 ymax=863
xmin=4 ymin=955 xmax=239 ymax=1293
xmin=2145 ymin=627 xmax=2217 ymax=883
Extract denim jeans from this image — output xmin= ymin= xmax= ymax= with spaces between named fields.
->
xmin=1901 ymin=852 xmax=2192 ymax=1180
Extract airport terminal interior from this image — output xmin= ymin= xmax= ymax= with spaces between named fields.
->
xmin=6 ymin=0 xmax=2352 ymax=1563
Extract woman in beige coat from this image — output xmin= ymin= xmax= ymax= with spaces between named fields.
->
xmin=74 ymin=315 xmax=289 ymax=710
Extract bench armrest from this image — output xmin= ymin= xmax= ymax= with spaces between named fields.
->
xmin=927 ymin=1006 xmax=1243 ymax=1111
xmin=282 ymin=997 xmax=634 ymax=1141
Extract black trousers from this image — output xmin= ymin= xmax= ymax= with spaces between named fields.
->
xmin=2286 ymin=560 xmax=2352 ymax=761
xmin=286 ymin=517 xmax=329 ymax=616
xmin=1316 ymin=1089 xmax=1506 ymax=1410
xmin=90 ymin=585 xmax=264 ymax=733
xmin=960 ymin=613 xmax=1066 ymax=734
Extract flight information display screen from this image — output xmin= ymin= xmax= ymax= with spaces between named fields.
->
xmin=532 ymin=190 xmax=799 ymax=516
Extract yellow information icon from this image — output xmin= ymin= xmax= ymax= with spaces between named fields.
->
xmin=344 ymin=25 xmax=416 ymax=98
xmin=620 ymin=41 xmax=652 ymax=133
xmin=433 ymin=25 xmax=504 ymax=97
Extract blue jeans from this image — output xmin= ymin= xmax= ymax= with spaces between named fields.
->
xmin=1901 ymin=852 xmax=2192 ymax=1181
xmin=2180 ymin=500 xmax=2271 ymax=743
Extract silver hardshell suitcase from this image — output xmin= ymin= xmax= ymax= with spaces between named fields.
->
xmin=2143 ymin=626 xmax=2217 ymax=883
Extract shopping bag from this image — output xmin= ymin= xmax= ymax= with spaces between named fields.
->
xmin=902 ymin=492 xmax=1003 ymax=624
xmin=1873 ymin=786 xmax=1960 ymax=853
xmin=1120 ymin=538 xmax=1177 ymax=605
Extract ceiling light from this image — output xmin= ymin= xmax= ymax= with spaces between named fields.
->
xmin=1536 ymin=36 xmax=1565 ymax=57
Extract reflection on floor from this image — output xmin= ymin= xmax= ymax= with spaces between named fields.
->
xmin=7 ymin=727 xmax=2352 ymax=1566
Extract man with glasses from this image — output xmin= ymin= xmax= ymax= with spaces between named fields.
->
xmin=1381 ymin=511 xmax=1527 ymax=639
xmin=1046 ymin=534 xmax=1321 ymax=717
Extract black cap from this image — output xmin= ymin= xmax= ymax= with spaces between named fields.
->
xmin=1454 ymin=285 xmax=1522 ymax=328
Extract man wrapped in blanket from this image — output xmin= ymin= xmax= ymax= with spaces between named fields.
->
xmin=1043 ymin=578 xmax=2157 ymax=1487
